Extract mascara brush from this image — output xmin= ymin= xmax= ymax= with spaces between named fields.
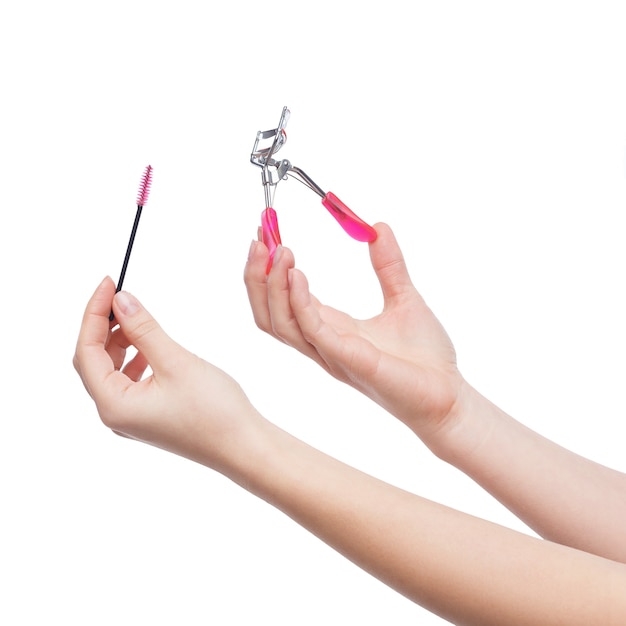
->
xmin=110 ymin=164 xmax=153 ymax=321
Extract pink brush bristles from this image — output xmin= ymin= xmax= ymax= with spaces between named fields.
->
xmin=136 ymin=164 xmax=153 ymax=207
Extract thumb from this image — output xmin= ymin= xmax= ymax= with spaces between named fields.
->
xmin=369 ymin=223 xmax=415 ymax=304
xmin=112 ymin=290 xmax=181 ymax=371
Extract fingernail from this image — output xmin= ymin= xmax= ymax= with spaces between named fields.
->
xmin=273 ymin=245 xmax=283 ymax=264
xmin=115 ymin=291 xmax=140 ymax=316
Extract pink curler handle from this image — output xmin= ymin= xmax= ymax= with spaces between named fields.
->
xmin=261 ymin=207 xmax=282 ymax=273
xmin=321 ymin=192 xmax=377 ymax=242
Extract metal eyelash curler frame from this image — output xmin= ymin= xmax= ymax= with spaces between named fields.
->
xmin=250 ymin=106 xmax=377 ymax=271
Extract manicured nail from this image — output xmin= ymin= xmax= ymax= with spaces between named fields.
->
xmin=115 ymin=291 xmax=140 ymax=316
xmin=273 ymin=245 xmax=284 ymax=265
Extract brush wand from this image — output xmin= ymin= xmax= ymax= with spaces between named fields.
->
xmin=115 ymin=205 xmax=143 ymax=291
xmin=110 ymin=165 xmax=153 ymax=321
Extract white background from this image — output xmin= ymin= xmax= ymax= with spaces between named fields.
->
xmin=1 ymin=1 xmax=625 ymax=623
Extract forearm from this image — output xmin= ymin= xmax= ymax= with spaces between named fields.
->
xmin=218 ymin=415 xmax=626 ymax=625
xmin=432 ymin=383 xmax=626 ymax=563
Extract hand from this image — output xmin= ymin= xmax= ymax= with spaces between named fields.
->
xmin=73 ymin=277 xmax=261 ymax=472
xmin=244 ymin=223 xmax=467 ymax=446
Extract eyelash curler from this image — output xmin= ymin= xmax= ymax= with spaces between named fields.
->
xmin=250 ymin=106 xmax=377 ymax=271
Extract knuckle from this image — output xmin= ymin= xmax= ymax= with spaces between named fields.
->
xmin=97 ymin=398 xmax=126 ymax=432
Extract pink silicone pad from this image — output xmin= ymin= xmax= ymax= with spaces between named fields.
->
xmin=261 ymin=207 xmax=282 ymax=273
xmin=321 ymin=192 xmax=377 ymax=242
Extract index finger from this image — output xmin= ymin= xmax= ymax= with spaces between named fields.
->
xmin=73 ymin=276 xmax=121 ymax=399
xmin=243 ymin=239 xmax=273 ymax=332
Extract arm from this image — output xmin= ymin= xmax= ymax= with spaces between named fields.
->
xmin=74 ymin=277 xmax=626 ymax=625
xmin=244 ymin=224 xmax=626 ymax=563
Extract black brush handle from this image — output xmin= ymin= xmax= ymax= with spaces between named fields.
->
xmin=110 ymin=205 xmax=143 ymax=321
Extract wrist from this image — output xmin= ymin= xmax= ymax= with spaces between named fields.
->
xmin=209 ymin=409 xmax=293 ymax=495
xmin=420 ymin=381 xmax=501 ymax=467
xmin=216 ymin=413 xmax=336 ymax=509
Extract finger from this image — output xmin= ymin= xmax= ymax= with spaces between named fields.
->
xmin=368 ymin=223 xmax=417 ymax=306
xmin=266 ymin=247 xmax=326 ymax=365
xmin=73 ymin=276 xmax=119 ymax=397
xmin=121 ymin=351 xmax=150 ymax=382
xmin=288 ymin=268 xmax=369 ymax=379
xmin=111 ymin=290 xmax=182 ymax=373
xmin=243 ymin=239 xmax=272 ymax=332
xmin=266 ymin=245 xmax=296 ymax=343
xmin=106 ymin=326 xmax=133 ymax=370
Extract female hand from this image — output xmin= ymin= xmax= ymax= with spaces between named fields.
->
xmin=244 ymin=223 xmax=468 ymax=447
xmin=73 ymin=277 xmax=261 ymax=473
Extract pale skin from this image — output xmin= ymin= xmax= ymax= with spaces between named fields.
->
xmin=245 ymin=223 xmax=626 ymax=564
xmin=74 ymin=223 xmax=626 ymax=624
